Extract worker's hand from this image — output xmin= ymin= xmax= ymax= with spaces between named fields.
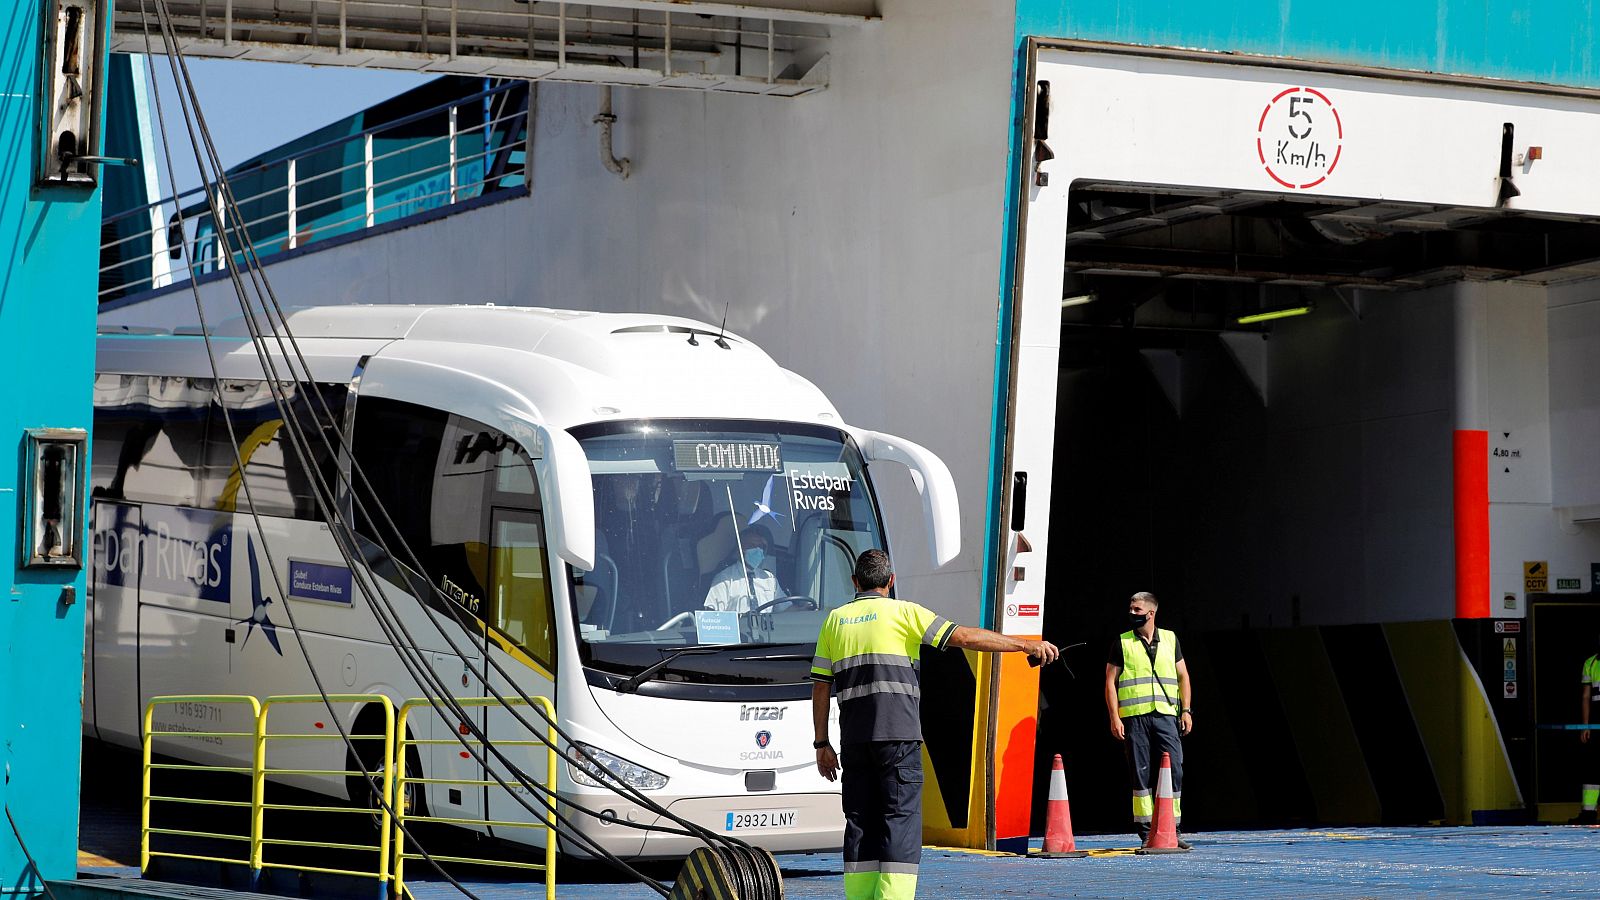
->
xmin=1179 ymin=711 xmax=1193 ymax=736
xmin=1109 ymin=717 xmax=1125 ymax=742
xmin=816 ymin=745 xmax=840 ymax=782
xmin=1583 ymin=729 xmax=1591 ymax=745
xmin=1025 ymin=640 xmax=1060 ymax=665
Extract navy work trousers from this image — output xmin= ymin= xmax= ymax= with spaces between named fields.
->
xmin=841 ymin=740 xmax=922 ymax=900
xmin=1123 ymin=712 xmax=1183 ymax=838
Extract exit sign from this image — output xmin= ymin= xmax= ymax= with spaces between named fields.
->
xmin=1555 ymin=577 xmax=1584 ymax=592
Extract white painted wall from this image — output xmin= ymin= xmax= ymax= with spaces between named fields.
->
xmin=1505 ymin=282 xmax=1600 ymax=608
xmin=101 ymin=0 xmax=1018 ymax=622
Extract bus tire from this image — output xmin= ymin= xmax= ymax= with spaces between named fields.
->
xmin=345 ymin=710 xmax=426 ymax=827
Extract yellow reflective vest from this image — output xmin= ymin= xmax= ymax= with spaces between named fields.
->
xmin=1116 ymin=629 xmax=1180 ymax=718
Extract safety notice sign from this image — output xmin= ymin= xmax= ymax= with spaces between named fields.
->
xmin=1524 ymin=561 xmax=1548 ymax=594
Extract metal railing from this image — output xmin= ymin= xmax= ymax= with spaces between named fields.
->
xmin=140 ymin=692 xmax=557 ymax=898
xmin=141 ymin=695 xmax=263 ymax=874
xmin=256 ymin=695 xmax=396 ymax=894
xmin=392 ymin=696 xmax=558 ymax=900
xmin=99 ymin=80 xmax=528 ymax=303
xmin=110 ymin=0 xmax=838 ymax=87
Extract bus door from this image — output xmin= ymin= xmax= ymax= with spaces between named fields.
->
xmin=426 ymin=650 xmax=486 ymax=825
xmin=484 ymin=507 xmax=559 ymax=840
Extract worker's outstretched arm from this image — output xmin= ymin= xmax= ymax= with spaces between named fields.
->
xmin=945 ymin=625 xmax=1059 ymax=662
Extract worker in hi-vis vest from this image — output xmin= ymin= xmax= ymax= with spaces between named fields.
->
xmin=811 ymin=549 xmax=1057 ymax=900
xmin=1574 ymin=634 xmax=1599 ymax=825
xmin=1104 ymin=591 xmax=1193 ymax=849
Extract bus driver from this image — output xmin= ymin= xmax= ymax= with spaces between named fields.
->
xmin=704 ymin=525 xmax=785 ymax=613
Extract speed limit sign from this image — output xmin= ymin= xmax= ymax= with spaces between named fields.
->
xmin=1257 ymin=87 xmax=1343 ymax=189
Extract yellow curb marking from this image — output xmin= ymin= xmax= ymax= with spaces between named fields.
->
xmin=924 ymin=845 xmax=1018 ymax=858
xmin=78 ymin=850 xmax=129 ymax=867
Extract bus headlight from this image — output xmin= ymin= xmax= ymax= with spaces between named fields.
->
xmin=568 ymin=742 xmax=669 ymax=791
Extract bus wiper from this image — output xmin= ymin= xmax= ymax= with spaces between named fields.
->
xmin=730 ymin=653 xmax=812 ymax=662
xmin=615 ymin=647 xmax=721 ymax=694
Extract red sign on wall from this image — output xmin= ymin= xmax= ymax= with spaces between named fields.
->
xmin=1257 ymin=87 xmax=1343 ymax=189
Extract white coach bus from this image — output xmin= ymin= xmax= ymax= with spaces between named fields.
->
xmin=83 ymin=304 xmax=959 ymax=859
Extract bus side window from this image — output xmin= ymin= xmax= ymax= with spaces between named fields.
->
xmin=91 ymin=373 xmax=208 ymax=506
xmin=490 ymin=510 xmax=556 ymax=671
xmin=351 ymin=395 xmax=448 ymax=583
xmin=202 ymin=379 xmax=347 ymax=520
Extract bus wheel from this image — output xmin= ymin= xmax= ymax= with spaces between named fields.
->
xmin=346 ymin=732 xmax=426 ymax=830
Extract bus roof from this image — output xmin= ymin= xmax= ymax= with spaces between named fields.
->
xmin=97 ymin=305 xmax=843 ymax=431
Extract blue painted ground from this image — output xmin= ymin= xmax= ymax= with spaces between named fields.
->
xmin=81 ymin=827 xmax=1600 ymax=897
xmin=387 ymin=827 xmax=1600 ymax=899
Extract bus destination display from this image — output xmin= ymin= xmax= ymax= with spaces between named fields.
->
xmin=673 ymin=440 xmax=782 ymax=472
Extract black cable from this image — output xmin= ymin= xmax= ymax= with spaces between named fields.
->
xmin=135 ymin=6 xmax=484 ymax=897
xmin=143 ymin=7 xmax=779 ymax=895
xmin=5 ymin=805 xmax=64 ymax=900
xmin=146 ymin=6 xmax=757 ymax=857
xmin=139 ymin=3 xmax=712 ymax=889
xmin=133 ymin=1 xmax=633 ymax=877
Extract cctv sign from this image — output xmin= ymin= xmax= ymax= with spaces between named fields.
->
xmin=1257 ymin=87 xmax=1343 ymax=189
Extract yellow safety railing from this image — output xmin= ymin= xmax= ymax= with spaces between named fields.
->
xmin=140 ymin=692 xmax=557 ymax=899
xmin=256 ymin=695 xmax=396 ymax=895
xmin=392 ymin=696 xmax=558 ymax=900
xmin=141 ymin=695 xmax=263 ymax=874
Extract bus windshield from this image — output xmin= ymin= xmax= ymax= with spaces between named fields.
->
xmin=570 ymin=419 xmax=884 ymax=660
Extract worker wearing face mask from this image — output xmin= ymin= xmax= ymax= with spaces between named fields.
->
xmin=704 ymin=524 xmax=785 ymax=613
xmin=1105 ymin=591 xmax=1193 ymax=849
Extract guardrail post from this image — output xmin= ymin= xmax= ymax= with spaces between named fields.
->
xmin=140 ymin=704 xmax=154 ymax=874
xmin=286 ymin=157 xmax=298 ymax=249
xmin=364 ymin=132 xmax=375 ymax=228
xmin=250 ymin=699 xmax=267 ymax=889
xmin=214 ymin=195 xmax=227 ymax=272
xmin=450 ymin=0 xmax=459 ymax=61
xmin=378 ymin=698 xmax=396 ymax=900
xmin=448 ymin=105 xmax=458 ymax=204
xmin=664 ymin=12 xmax=673 ymax=78
xmin=391 ymin=700 xmax=418 ymax=894
xmin=557 ymin=2 xmax=566 ymax=68
xmin=542 ymin=696 xmax=558 ymax=900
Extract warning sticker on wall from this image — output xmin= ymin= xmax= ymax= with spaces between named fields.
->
xmin=1504 ymin=681 xmax=1518 ymax=700
xmin=1524 ymin=561 xmax=1548 ymax=594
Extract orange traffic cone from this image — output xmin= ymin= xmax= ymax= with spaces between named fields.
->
xmin=1034 ymin=754 xmax=1088 ymax=858
xmin=1136 ymin=751 xmax=1189 ymax=854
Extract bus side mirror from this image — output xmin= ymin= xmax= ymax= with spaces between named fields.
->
xmin=534 ymin=424 xmax=595 ymax=572
xmin=857 ymin=430 xmax=961 ymax=568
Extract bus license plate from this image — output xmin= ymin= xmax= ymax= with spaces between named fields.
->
xmin=725 ymin=809 xmax=798 ymax=831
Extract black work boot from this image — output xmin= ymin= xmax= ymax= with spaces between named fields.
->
xmin=1569 ymin=809 xmax=1598 ymax=825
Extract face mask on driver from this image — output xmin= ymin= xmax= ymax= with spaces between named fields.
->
xmin=744 ymin=548 xmax=766 ymax=570
xmin=1129 ymin=612 xmax=1149 ymax=628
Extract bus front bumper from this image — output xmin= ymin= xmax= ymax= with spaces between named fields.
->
xmin=560 ymin=791 xmax=843 ymax=860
